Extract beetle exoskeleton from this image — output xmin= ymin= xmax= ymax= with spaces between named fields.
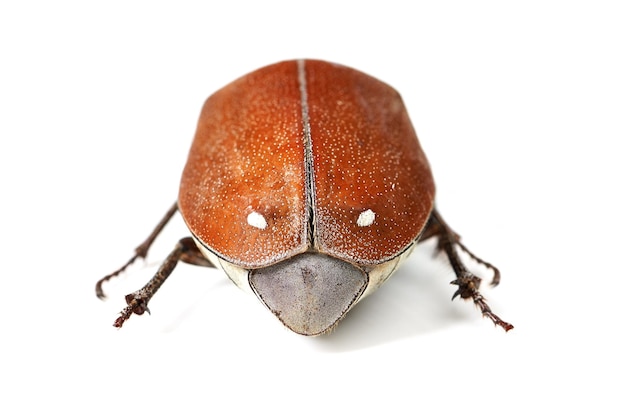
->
xmin=97 ymin=59 xmax=513 ymax=335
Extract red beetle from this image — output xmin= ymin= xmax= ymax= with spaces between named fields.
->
xmin=96 ymin=59 xmax=512 ymax=335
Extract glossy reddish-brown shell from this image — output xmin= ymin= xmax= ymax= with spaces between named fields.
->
xmin=179 ymin=59 xmax=435 ymax=268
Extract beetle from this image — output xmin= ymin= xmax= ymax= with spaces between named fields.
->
xmin=96 ymin=59 xmax=513 ymax=335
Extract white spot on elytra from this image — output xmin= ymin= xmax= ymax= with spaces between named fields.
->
xmin=356 ymin=209 xmax=376 ymax=227
xmin=247 ymin=211 xmax=267 ymax=230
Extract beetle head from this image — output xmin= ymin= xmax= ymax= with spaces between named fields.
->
xmin=249 ymin=252 xmax=368 ymax=336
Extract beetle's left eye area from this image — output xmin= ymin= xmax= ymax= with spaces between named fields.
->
xmin=247 ymin=211 xmax=268 ymax=230
xmin=356 ymin=209 xmax=376 ymax=227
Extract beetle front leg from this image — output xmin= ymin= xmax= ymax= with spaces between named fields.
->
xmin=423 ymin=209 xmax=513 ymax=332
xmin=113 ymin=237 xmax=213 ymax=328
xmin=96 ymin=202 xmax=180 ymax=299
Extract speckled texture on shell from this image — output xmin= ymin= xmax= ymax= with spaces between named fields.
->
xmin=179 ymin=59 xmax=435 ymax=268
xmin=305 ymin=61 xmax=434 ymax=263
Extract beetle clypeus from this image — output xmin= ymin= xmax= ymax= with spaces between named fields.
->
xmin=96 ymin=59 xmax=513 ymax=335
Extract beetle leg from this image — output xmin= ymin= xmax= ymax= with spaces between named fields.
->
xmin=96 ymin=202 xmax=179 ymax=299
xmin=113 ymin=237 xmax=211 ymax=328
xmin=423 ymin=209 xmax=513 ymax=332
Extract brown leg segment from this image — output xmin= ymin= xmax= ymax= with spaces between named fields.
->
xmin=423 ymin=208 xmax=513 ymax=332
xmin=95 ymin=202 xmax=180 ymax=299
xmin=113 ymin=237 xmax=212 ymax=328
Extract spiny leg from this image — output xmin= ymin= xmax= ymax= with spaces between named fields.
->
xmin=96 ymin=202 xmax=179 ymax=299
xmin=423 ymin=208 xmax=513 ymax=332
xmin=114 ymin=237 xmax=213 ymax=328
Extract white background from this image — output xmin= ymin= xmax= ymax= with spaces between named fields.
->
xmin=2 ymin=1 xmax=624 ymax=417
